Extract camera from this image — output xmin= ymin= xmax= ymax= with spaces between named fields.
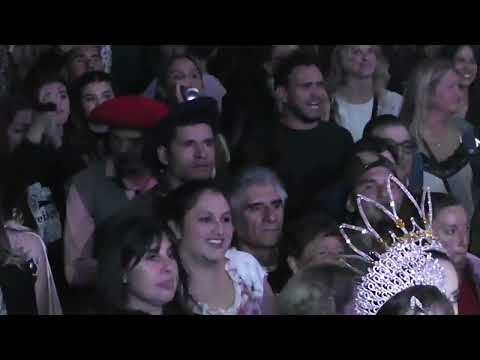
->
xmin=181 ymin=87 xmax=200 ymax=102
xmin=35 ymin=102 xmax=57 ymax=112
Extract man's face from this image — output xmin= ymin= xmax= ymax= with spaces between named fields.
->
xmin=109 ymin=129 xmax=146 ymax=178
xmin=372 ymin=125 xmax=416 ymax=182
xmin=284 ymin=65 xmax=329 ymax=124
xmin=166 ymin=124 xmax=215 ymax=183
xmin=68 ymin=45 xmax=104 ymax=81
xmin=235 ymin=183 xmax=284 ymax=250
xmin=353 ymin=166 xmax=403 ymax=223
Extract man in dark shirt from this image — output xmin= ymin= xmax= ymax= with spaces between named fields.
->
xmin=237 ymin=51 xmax=354 ymax=220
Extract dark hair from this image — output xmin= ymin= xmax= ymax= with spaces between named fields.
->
xmin=377 ymin=285 xmax=454 ymax=315
xmin=285 ymin=213 xmax=342 ymax=259
xmin=22 ymin=51 xmax=67 ymax=104
xmin=71 ymin=70 xmax=114 ymax=108
xmin=278 ymin=263 xmax=358 ymax=315
xmin=96 ymin=215 xmax=189 ymax=314
xmin=187 ymin=46 xmax=217 ymax=61
xmin=343 ymin=138 xmax=398 ymax=192
xmin=0 ymin=95 xmax=33 ymax=156
xmin=144 ymin=97 xmax=219 ymax=172
xmin=363 ymin=114 xmax=409 ymax=140
xmin=273 ymin=50 xmax=323 ymax=89
xmin=440 ymin=45 xmax=478 ymax=63
xmin=430 ymin=192 xmax=463 ymax=218
xmin=160 ymin=180 xmax=226 ymax=227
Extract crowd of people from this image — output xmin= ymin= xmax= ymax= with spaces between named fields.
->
xmin=0 ymin=44 xmax=479 ymax=315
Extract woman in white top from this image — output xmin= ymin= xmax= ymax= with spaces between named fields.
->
xmin=329 ymin=45 xmax=401 ymax=142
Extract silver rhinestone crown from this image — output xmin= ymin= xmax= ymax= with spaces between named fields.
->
xmin=339 ymin=175 xmax=448 ymax=315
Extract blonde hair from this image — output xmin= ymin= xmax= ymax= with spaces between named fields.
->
xmin=399 ymin=59 xmax=454 ymax=145
xmin=328 ymin=45 xmax=382 ymax=93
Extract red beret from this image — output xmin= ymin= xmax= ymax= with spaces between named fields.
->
xmin=89 ymin=96 xmax=170 ymax=130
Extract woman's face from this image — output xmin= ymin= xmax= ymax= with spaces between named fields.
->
xmin=437 ymin=257 xmax=460 ymax=315
xmin=432 ymin=205 xmax=470 ymax=271
xmin=180 ymin=190 xmax=234 ymax=263
xmin=81 ymin=81 xmax=115 ymax=118
xmin=453 ymin=46 xmax=477 ymax=87
xmin=125 ymin=235 xmax=179 ymax=314
xmin=166 ymin=58 xmax=204 ymax=103
xmin=38 ymin=82 xmax=70 ymax=125
xmin=7 ymin=109 xmax=33 ymax=152
xmin=430 ymin=69 xmax=463 ymax=115
xmin=341 ymin=45 xmax=377 ymax=79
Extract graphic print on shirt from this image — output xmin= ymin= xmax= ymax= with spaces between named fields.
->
xmin=26 ymin=183 xmax=62 ymax=244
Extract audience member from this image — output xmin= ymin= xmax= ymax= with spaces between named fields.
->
xmin=96 ymin=216 xmax=188 ymax=314
xmin=163 ymin=180 xmax=276 ymax=315
xmin=229 ymin=166 xmax=290 ymax=292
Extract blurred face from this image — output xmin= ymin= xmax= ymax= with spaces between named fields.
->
xmin=284 ymin=65 xmax=329 ymax=124
xmin=437 ymin=257 xmax=460 ymax=315
xmin=432 ymin=205 xmax=470 ymax=271
xmin=81 ymin=81 xmax=115 ymax=117
xmin=341 ymin=45 xmax=377 ymax=78
xmin=7 ymin=109 xmax=33 ymax=152
xmin=165 ymin=124 xmax=215 ymax=183
xmin=374 ymin=60 xmax=390 ymax=90
xmin=38 ymin=82 xmax=70 ymax=125
xmin=68 ymin=45 xmax=104 ymax=81
xmin=295 ymin=234 xmax=345 ymax=272
xmin=166 ymin=58 xmax=204 ymax=103
xmin=125 ymin=236 xmax=179 ymax=314
xmin=353 ymin=166 xmax=403 ymax=222
xmin=235 ymin=183 xmax=284 ymax=250
xmin=180 ymin=190 xmax=234 ymax=263
xmin=453 ymin=46 xmax=478 ymax=87
xmin=430 ymin=69 xmax=463 ymax=115
xmin=372 ymin=125 xmax=416 ymax=181
xmin=109 ymin=129 xmax=146 ymax=178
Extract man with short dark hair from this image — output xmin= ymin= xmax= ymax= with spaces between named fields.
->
xmin=236 ymin=51 xmax=354 ymax=220
xmin=148 ymin=96 xmax=219 ymax=190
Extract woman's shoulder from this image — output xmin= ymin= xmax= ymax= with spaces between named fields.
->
xmin=4 ymin=221 xmax=46 ymax=259
xmin=225 ymin=248 xmax=266 ymax=298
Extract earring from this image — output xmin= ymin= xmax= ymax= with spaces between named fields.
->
xmin=122 ymin=274 xmax=128 ymax=285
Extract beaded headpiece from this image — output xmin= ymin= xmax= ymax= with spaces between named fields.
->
xmin=339 ymin=175 xmax=448 ymax=315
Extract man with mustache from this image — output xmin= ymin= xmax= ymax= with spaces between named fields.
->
xmin=63 ymin=96 xmax=169 ymax=295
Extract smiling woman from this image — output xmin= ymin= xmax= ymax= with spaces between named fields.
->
xmin=162 ymin=180 xmax=277 ymax=315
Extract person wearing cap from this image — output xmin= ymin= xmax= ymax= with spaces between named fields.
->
xmin=146 ymin=96 xmax=219 ymax=191
xmin=63 ymin=96 xmax=169 ymax=296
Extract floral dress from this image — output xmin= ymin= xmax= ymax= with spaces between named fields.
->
xmin=191 ymin=248 xmax=267 ymax=315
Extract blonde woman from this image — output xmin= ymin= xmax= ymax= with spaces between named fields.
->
xmin=329 ymin=45 xmax=401 ymax=141
xmin=400 ymin=59 xmax=480 ymax=219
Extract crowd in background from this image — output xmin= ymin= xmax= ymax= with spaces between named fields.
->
xmin=0 ymin=44 xmax=478 ymax=315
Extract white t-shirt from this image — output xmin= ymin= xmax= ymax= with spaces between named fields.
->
xmin=334 ymin=90 xmax=404 ymax=142
xmin=334 ymin=96 xmax=374 ymax=142
xmin=378 ymin=90 xmax=403 ymax=117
